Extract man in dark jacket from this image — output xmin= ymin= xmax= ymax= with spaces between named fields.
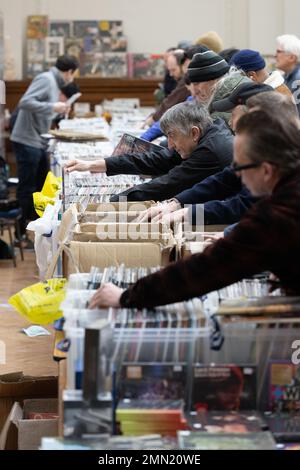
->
xmin=139 ymin=89 xmax=298 ymax=227
xmin=89 ymin=109 xmax=300 ymax=309
xmin=65 ymin=101 xmax=233 ymax=202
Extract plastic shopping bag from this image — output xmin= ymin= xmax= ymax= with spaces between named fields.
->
xmin=9 ymin=278 xmax=67 ymax=325
xmin=33 ymin=171 xmax=61 ymax=217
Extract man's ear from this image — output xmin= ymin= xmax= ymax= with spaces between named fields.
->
xmin=263 ymin=161 xmax=276 ymax=181
xmin=191 ymin=126 xmax=201 ymax=142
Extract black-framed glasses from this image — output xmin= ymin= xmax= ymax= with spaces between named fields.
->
xmin=231 ymin=162 xmax=261 ymax=172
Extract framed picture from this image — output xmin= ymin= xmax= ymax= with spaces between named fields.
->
xmin=49 ymin=21 xmax=72 ymax=38
xmin=45 ymin=36 xmax=64 ymax=63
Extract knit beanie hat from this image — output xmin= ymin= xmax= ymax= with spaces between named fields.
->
xmin=230 ymin=49 xmax=266 ymax=72
xmin=187 ymin=50 xmax=230 ymax=83
xmin=195 ymin=31 xmax=224 ymax=53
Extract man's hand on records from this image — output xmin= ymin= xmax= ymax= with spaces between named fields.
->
xmin=135 ymin=200 xmax=180 ymax=223
xmin=64 ymin=159 xmax=107 ymax=173
xmin=89 ymin=283 xmax=123 ymax=309
xmin=160 ymin=208 xmax=188 ymax=226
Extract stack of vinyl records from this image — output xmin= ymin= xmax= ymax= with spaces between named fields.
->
xmin=116 ymin=399 xmax=188 ymax=437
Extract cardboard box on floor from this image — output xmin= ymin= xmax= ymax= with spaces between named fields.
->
xmin=0 ymin=398 xmax=58 ymax=450
xmin=0 ymin=372 xmax=57 ymax=432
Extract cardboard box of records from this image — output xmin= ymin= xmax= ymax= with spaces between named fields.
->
xmin=46 ymin=202 xmax=177 ymax=277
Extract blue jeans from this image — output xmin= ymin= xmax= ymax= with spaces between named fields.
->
xmin=12 ymin=142 xmax=49 ymax=235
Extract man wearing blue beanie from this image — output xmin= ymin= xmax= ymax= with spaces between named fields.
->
xmin=231 ymin=49 xmax=291 ymax=97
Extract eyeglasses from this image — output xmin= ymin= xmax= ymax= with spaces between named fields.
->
xmin=231 ymin=162 xmax=261 ymax=172
xmin=276 ymin=49 xmax=285 ymax=54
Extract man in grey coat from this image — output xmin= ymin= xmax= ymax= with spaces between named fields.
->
xmin=11 ymin=55 xmax=79 ymax=244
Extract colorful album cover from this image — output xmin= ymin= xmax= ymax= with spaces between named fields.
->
xmin=45 ymin=37 xmax=64 ymax=63
xmin=73 ymin=21 xmax=99 ymax=38
xmin=26 ymin=39 xmax=45 ymax=62
xmin=192 ymin=364 xmax=257 ymax=411
xmin=83 ymin=35 xmax=103 ymax=54
xmin=49 ymin=21 xmax=72 ymax=38
xmin=111 ymin=133 xmax=163 ymax=157
xmin=269 ymin=361 xmax=300 ymax=412
xmin=178 ymin=430 xmax=276 ymax=450
xmin=26 ymin=39 xmax=45 ymax=77
xmin=81 ymin=52 xmax=127 ymax=78
xmin=98 ymin=21 xmax=126 ymax=52
xmin=128 ymin=53 xmax=165 ymax=79
xmin=65 ymin=38 xmax=84 ymax=62
xmin=27 ymin=15 xmax=48 ymax=39
xmin=117 ymin=364 xmax=186 ymax=401
xmin=188 ymin=410 xmax=267 ymax=434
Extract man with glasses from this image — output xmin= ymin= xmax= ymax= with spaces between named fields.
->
xmin=89 ymin=109 xmax=300 ymax=309
xmin=276 ymin=34 xmax=300 ymax=115
xmin=138 ymin=83 xmax=274 ymax=227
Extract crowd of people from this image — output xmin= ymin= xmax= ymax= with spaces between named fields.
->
xmin=12 ymin=30 xmax=300 ymax=309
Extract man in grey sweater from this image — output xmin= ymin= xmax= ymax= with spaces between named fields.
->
xmin=11 ymin=55 xmax=79 ymax=243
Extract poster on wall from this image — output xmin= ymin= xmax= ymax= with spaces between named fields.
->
xmin=73 ymin=20 xmax=99 ymax=38
xmin=98 ymin=20 xmax=126 ymax=52
xmin=49 ymin=21 xmax=72 ymax=38
xmin=27 ymin=15 xmax=48 ymax=39
xmin=45 ymin=37 xmax=64 ymax=63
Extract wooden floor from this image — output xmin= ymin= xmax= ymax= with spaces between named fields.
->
xmin=0 ymin=249 xmax=58 ymax=377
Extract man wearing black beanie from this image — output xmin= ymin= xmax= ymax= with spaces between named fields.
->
xmin=187 ymin=50 xmax=230 ymax=104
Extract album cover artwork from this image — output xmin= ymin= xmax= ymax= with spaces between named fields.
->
xmin=49 ymin=21 xmax=72 ymax=38
xmin=111 ymin=133 xmax=163 ymax=157
xmin=187 ymin=410 xmax=267 ymax=434
xmin=81 ymin=52 xmax=127 ymax=78
xmin=117 ymin=364 xmax=186 ymax=401
xmin=192 ymin=364 xmax=257 ymax=411
xmin=127 ymin=53 xmax=165 ymax=79
xmin=27 ymin=15 xmax=48 ymax=39
xmin=45 ymin=37 xmax=64 ymax=63
xmin=73 ymin=20 xmax=99 ymax=38
xmin=65 ymin=38 xmax=84 ymax=62
xmin=269 ymin=361 xmax=300 ymax=412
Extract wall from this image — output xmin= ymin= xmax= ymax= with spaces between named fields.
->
xmin=1 ymin=0 xmax=300 ymax=79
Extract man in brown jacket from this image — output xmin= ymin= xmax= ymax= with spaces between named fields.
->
xmin=89 ymin=109 xmax=300 ymax=309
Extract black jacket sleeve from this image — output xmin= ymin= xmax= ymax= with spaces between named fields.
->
xmin=176 ymin=167 xmax=242 ymax=205
xmin=189 ymin=189 xmax=257 ymax=225
xmin=105 ymin=149 xmax=181 ymax=177
xmin=110 ymin=147 xmax=229 ymax=202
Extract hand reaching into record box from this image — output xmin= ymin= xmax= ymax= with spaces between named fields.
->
xmin=89 ymin=283 xmax=123 ymax=309
xmin=64 ymin=159 xmax=107 ymax=173
xmin=135 ymin=199 xmax=181 ymax=223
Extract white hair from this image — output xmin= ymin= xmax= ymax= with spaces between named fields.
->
xmin=277 ymin=34 xmax=300 ymax=61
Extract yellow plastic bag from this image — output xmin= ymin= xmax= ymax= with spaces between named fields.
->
xmin=33 ymin=193 xmax=55 ymax=218
xmin=33 ymin=171 xmax=62 ymax=217
xmin=42 ymin=171 xmax=62 ymax=198
xmin=9 ymin=278 xmax=66 ymax=325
